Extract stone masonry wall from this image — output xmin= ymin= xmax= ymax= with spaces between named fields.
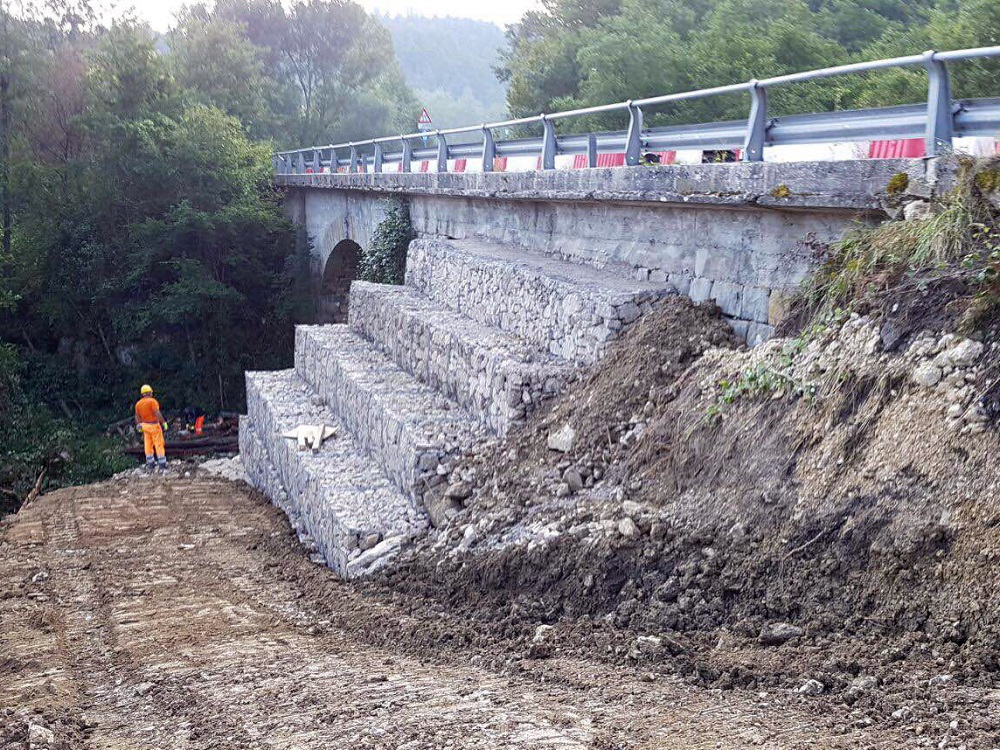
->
xmin=294 ymin=325 xmax=481 ymax=504
xmin=349 ymin=281 xmax=573 ymax=436
xmin=280 ymin=159 xmax=944 ymax=344
xmin=406 ymin=196 xmax=828 ymax=345
xmin=404 ymin=239 xmax=670 ymax=365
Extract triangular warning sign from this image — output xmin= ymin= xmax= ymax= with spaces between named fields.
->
xmin=417 ymin=108 xmax=433 ymax=125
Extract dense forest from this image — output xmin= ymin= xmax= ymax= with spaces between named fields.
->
xmin=0 ymin=0 xmax=417 ymax=503
xmin=1 ymin=0 xmax=999 ymax=505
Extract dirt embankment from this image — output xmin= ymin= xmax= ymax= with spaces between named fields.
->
xmin=373 ymin=295 xmax=1000 ymax=746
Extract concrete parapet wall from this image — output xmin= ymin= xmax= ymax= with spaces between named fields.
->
xmin=276 ymin=158 xmax=939 ymax=211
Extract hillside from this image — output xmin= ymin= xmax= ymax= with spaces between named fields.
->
xmin=383 ymin=15 xmax=508 ymax=129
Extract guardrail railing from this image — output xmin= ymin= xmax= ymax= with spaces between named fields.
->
xmin=273 ymin=46 xmax=1000 ymax=175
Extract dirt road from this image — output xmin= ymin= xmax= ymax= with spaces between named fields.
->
xmin=0 ymin=476 xmax=935 ymax=748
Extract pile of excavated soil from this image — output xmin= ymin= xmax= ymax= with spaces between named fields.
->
xmin=372 ymin=297 xmax=1000 ymax=743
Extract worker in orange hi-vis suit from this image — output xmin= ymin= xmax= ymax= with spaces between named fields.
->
xmin=134 ymin=384 xmax=169 ymax=473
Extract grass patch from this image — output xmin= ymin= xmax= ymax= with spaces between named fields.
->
xmin=794 ymin=157 xmax=1000 ymax=331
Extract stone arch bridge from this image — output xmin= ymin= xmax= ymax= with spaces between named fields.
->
xmin=279 ymin=158 xmax=947 ymax=341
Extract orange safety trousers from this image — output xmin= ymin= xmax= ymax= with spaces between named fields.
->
xmin=141 ymin=423 xmax=166 ymax=459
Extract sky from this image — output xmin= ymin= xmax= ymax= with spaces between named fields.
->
xmin=113 ymin=0 xmax=539 ymax=31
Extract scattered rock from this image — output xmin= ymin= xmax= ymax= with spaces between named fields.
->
xmin=444 ymin=481 xmax=474 ymax=501
xmin=942 ymin=338 xmax=983 ymax=367
xmin=758 ymin=622 xmax=804 ymax=646
xmin=27 ymin=723 xmax=55 ymax=746
xmin=547 ymin=424 xmax=576 ymax=453
xmin=797 ymin=679 xmax=825 ymax=696
xmin=928 ymin=674 xmax=953 ymax=687
xmin=529 ymin=624 xmax=554 ymax=658
xmin=628 ymin=635 xmax=664 ymax=660
xmin=879 ymin=319 xmax=907 ymax=352
xmin=617 ymin=517 xmax=640 ymax=539
xmin=912 ymin=362 xmax=942 ymax=387
xmin=345 ymin=535 xmax=403 ymax=577
xmin=457 ymin=524 xmax=478 ymax=551
xmin=621 ymin=500 xmax=642 ymax=517
xmin=532 ymin=624 xmax=554 ymax=643
xmin=562 ymin=468 xmax=584 ymax=493
xmin=359 ymin=532 xmax=381 ymax=551
xmin=423 ymin=486 xmax=463 ymax=528
xmin=891 ymin=706 xmax=914 ymax=721
xmin=847 ymin=675 xmax=878 ymax=695
xmin=903 ymin=200 xmax=934 ymax=221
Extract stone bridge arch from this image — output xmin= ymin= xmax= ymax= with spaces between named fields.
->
xmin=318 ymin=239 xmax=362 ymax=323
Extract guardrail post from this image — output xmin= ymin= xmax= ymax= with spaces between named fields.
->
xmin=329 ymin=147 xmax=338 ymax=173
xmin=436 ymin=131 xmax=448 ymax=173
xmin=923 ymin=50 xmax=954 ymax=156
xmin=271 ymin=154 xmax=279 ymax=174
xmin=373 ymin=143 xmax=384 ymax=173
xmin=587 ymin=134 xmax=597 ymax=168
xmin=541 ymin=115 xmax=556 ymax=170
xmin=743 ymin=80 xmax=767 ymax=162
xmin=349 ymin=144 xmax=359 ymax=173
xmin=481 ymin=126 xmax=495 ymax=173
xmin=311 ymin=149 xmax=321 ymax=173
xmin=401 ymin=137 xmax=412 ymax=173
xmin=296 ymin=151 xmax=305 ymax=174
xmin=625 ymin=101 xmax=643 ymax=166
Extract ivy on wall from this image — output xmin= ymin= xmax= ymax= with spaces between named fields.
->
xmin=359 ymin=198 xmax=414 ymax=285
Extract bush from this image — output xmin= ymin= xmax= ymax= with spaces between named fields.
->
xmin=795 ymin=157 xmax=1000 ymax=331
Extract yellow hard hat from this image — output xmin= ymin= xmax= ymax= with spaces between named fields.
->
xmin=140 ymin=384 xmax=153 ymax=395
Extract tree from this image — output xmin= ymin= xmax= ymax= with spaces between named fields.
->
xmin=495 ymin=0 xmax=990 ymax=125
xmin=171 ymin=13 xmax=278 ymax=139
xmin=384 ymin=15 xmax=508 ymax=127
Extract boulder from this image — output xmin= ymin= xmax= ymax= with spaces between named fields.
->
xmin=345 ymin=535 xmax=403 ymax=577
xmin=912 ymin=362 xmax=942 ymax=388
xmin=424 ymin=486 xmax=463 ymax=528
xmin=562 ymin=468 xmax=584 ymax=493
xmin=547 ymin=424 xmax=576 ymax=453
xmin=798 ymin=679 xmax=825 ymax=696
xmin=758 ymin=622 xmax=803 ymax=646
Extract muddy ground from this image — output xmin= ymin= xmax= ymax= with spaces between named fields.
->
xmin=1 ymin=474 xmax=951 ymax=750
xmin=375 ymin=298 xmax=1000 ymax=748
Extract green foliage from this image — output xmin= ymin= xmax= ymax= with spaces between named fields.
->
xmin=0 ymin=10 xmax=323 ymax=500
xmin=886 ymin=172 xmax=910 ymax=195
xmin=498 ymin=0 xmax=996 ymax=126
xmin=794 ymin=157 xmax=1000 ymax=330
xmin=359 ymin=199 xmax=413 ymax=286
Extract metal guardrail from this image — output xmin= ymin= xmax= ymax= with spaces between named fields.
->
xmin=274 ymin=47 xmax=1000 ymax=175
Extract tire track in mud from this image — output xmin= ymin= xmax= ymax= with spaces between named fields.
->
xmin=4 ymin=480 xmax=592 ymax=748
